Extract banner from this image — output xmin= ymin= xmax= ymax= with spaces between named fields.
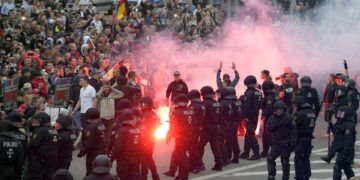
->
xmin=2 ymin=77 xmax=19 ymax=111
xmin=53 ymin=78 xmax=72 ymax=108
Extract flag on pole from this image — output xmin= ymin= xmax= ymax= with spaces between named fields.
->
xmin=116 ymin=0 xmax=128 ymax=20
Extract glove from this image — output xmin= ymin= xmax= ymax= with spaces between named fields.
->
xmin=343 ymin=59 xmax=348 ymax=70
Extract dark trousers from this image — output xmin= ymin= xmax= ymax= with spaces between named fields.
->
xmin=229 ymin=121 xmax=241 ymax=159
xmin=140 ymin=142 xmax=159 ymax=180
xmin=267 ymin=144 xmax=291 ymax=180
xmin=86 ymin=153 xmax=100 ymax=176
xmin=333 ymin=154 xmax=355 ymax=180
xmin=294 ymin=140 xmax=313 ymax=180
xmin=27 ymin=159 xmax=57 ymax=180
xmin=101 ymin=119 xmax=114 ymax=155
xmin=57 ymin=156 xmax=72 ymax=169
xmin=173 ymin=137 xmax=189 ymax=179
xmin=197 ymin=126 xmax=223 ymax=167
xmin=244 ymin=118 xmax=260 ymax=156
xmin=0 ymin=165 xmax=17 ymax=180
xmin=117 ymin=158 xmax=140 ymax=180
xmin=262 ymin=119 xmax=271 ymax=154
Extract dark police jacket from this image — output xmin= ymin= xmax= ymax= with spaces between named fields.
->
xmin=267 ymin=114 xmax=297 ymax=145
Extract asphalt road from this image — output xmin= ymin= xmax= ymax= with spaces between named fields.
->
xmin=69 ymin=118 xmax=360 ymax=180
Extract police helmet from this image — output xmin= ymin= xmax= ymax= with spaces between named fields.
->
xmin=85 ymin=108 xmax=100 ymax=120
xmin=139 ymin=96 xmax=154 ymax=110
xmin=273 ymin=101 xmax=287 ymax=116
xmin=56 ymin=116 xmax=73 ymax=128
xmin=51 ymin=169 xmax=74 ymax=180
xmin=116 ymin=99 xmax=132 ymax=111
xmin=173 ymin=94 xmax=189 ymax=107
xmin=335 ymin=85 xmax=348 ymax=98
xmin=216 ymin=87 xmax=228 ymax=100
xmin=345 ymin=79 xmax=356 ymax=89
xmin=293 ymin=96 xmax=310 ymax=109
xmin=0 ymin=120 xmax=14 ymax=132
xmin=92 ymin=154 xmax=111 ymax=174
xmin=300 ymin=76 xmax=312 ymax=87
xmin=118 ymin=109 xmax=135 ymax=123
xmin=262 ymin=80 xmax=275 ymax=92
xmin=244 ymin=75 xmax=257 ymax=86
xmin=200 ymin=86 xmax=215 ymax=98
xmin=188 ymin=90 xmax=201 ymax=101
xmin=6 ymin=111 xmax=22 ymax=123
xmin=32 ymin=112 xmax=51 ymax=127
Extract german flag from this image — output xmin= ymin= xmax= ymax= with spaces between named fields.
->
xmin=116 ymin=0 xmax=129 ymax=20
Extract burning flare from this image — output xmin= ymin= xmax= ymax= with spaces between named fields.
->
xmin=154 ymin=106 xmax=170 ymax=140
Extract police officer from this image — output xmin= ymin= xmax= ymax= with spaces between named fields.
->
xmin=321 ymin=85 xmax=350 ymax=163
xmin=84 ymin=155 xmax=117 ymax=180
xmin=261 ymin=80 xmax=277 ymax=158
xmin=5 ymin=111 xmax=27 ymax=174
xmin=217 ymin=87 xmax=233 ymax=166
xmin=293 ymin=96 xmax=317 ymax=180
xmin=266 ymin=101 xmax=297 ymax=180
xmin=166 ymin=94 xmax=198 ymax=180
xmin=224 ymin=87 xmax=242 ymax=164
xmin=330 ymin=105 xmax=356 ymax=180
xmin=197 ymin=86 xmax=223 ymax=171
xmin=28 ymin=112 xmax=58 ymax=180
xmin=112 ymin=109 xmax=142 ymax=180
xmin=345 ymin=78 xmax=360 ymax=123
xmin=297 ymin=76 xmax=321 ymax=117
xmin=239 ymin=75 xmax=262 ymax=160
xmin=56 ymin=115 xmax=77 ymax=169
xmin=138 ymin=96 xmax=160 ymax=180
xmin=0 ymin=120 xmax=23 ymax=180
xmin=187 ymin=90 xmax=205 ymax=173
xmin=78 ymin=108 xmax=105 ymax=176
xmin=278 ymin=73 xmax=295 ymax=113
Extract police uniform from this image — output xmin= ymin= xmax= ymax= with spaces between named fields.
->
xmin=197 ymin=86 xmax=223 ymax=171
xmin=240 ymin=76 xmax=262 ymax=160
xmin=0 ymin=120 xmax=23 ymax=180
xmin=345 ymin=79 xmax=360 ymax=123
xmin=84 ymin=155 xmax=117 ymax=180
xmin=298 ymin=76 xmax=321 ymax=117
xmin=261 ymin=80 xmax=277 ymax=157
xmin=266 ymin=101 xmax=297 ymax=180
xmin=112 ymin=109 xmax=142 ymax=180
xmin=226 ymin=88 xmax=242 ymax=163
xmin=28 ymin=113 xmax=59 ymax=180
xmin=293 ymin=96 xmax=317 ymax=180
xmin=167 ymin=94 xmax=198 ymax=180
xmin=138 ymin=97 xmax=160 ymax=180
xmin=331 ymin=106 xmax=356 ymax=180
xmin=56 ymin=116 xmax=77 ymax=169
xmin=278 ymin=83 xmax=295 ymax=113
xmin=78 ymin=108 xmax=105 ymax=176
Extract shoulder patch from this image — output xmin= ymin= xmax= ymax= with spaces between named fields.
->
xmin=345 ymin=129 xmax=351 ymax=135
xmin=32 ymin=133 xmax=37 ymax=140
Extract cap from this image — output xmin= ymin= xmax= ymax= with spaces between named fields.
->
xmin=174 ymin=71 xmax=180 ymax=75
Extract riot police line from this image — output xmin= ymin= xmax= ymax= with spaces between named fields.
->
xmin=0 ymin=66 xmax=359 ymax=180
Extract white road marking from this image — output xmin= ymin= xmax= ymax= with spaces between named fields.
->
xmin=222 ymin=169 xmax=360 ymax=177
xmin=191 ymin=141 xmax=360 ymax=180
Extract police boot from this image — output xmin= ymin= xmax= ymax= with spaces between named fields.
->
xmin=247 ymin=154 xmax=261 ymax=160
xmin=239 ymin=152 xmax=249 ymax=159
xmin=163 ymin=171 xmax=176 ymax=177
xmin=192 ymin=165 xmax=205 ymax=174
xmin=211 ymin=164 xmax=223 ymax=171
xmin=260 ymin=151 xmax=268 ymax=158
xmin=174 ymin=175 xmax=188 ymax=180
xmin=231 ymin=158 xmax=239 ymax=164
xmin=268 ymin=176 xmax=275 ymax=180
xmin=320 ymin=156 xmax=331 ymax=164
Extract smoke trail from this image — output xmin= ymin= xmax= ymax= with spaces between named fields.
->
xmin=134 ymin=0 xmax=360 ymax=104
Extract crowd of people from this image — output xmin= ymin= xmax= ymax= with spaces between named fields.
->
xmin=0 ymin=0 xmax=358 ymax=180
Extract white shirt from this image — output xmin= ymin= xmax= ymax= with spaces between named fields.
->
xmin=80 ymin=85 xmax=96 ymax=113
xmin=91 ymin=20 xmax=103 ymax=34
xmin=45 ymin=103 xmax=69 ymax=125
